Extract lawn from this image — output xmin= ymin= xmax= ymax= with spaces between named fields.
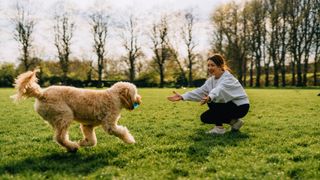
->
xmin=0 ymin=88 xmax=319 ymax=179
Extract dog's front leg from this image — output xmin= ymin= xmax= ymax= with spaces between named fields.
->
xmin=79 ymin=124 xmax=97 ymax=147
xmin=102 ymin=115 xmax=135 ymax=144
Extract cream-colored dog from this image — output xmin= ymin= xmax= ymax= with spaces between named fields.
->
xmin=11 ymin=69 xmax=142 ymax=152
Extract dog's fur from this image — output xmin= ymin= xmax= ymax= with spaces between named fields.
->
xmin=11 ymin=69 xmax=142 ymax=152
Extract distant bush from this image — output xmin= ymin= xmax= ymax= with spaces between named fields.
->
xmin=0 ymin=64 xmax=16 ymax=87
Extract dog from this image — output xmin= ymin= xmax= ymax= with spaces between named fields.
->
xmin=11 ymin=69 xmax=142 ymax=152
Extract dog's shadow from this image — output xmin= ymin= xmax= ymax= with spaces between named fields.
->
xmin=1 ymin=149 xmax=123 ymax=176
xmin=187 ymin=129 xmax=250 ymax=162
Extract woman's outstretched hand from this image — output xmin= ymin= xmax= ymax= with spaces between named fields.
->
xmin=167 ymin=91 xmax=183 ymax=102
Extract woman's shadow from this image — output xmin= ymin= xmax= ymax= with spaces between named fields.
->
xmin=0 ymin=149 xmax=125 ymax=176
xmin=187 ymin=128 xmax=250 ymax=162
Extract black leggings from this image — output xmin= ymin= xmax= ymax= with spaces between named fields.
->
xmin=200 ymin=101 xmax=250 ymax=126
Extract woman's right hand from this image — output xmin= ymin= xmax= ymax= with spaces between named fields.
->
xmin=167 ymin=91 xmax=183 ymax=102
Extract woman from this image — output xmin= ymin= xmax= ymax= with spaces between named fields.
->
xmin=167 ymin=54 xmax=249 ymax=134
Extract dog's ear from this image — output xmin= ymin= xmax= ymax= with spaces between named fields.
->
xmin=120 ymin=88 xmax=133 ymax=110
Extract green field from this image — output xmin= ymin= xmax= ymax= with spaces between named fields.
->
xmin=0 ymin=88 xmax=319 ymax=179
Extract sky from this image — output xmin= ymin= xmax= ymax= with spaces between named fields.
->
xmin=0 ymin=0 xmax=234 ymax=64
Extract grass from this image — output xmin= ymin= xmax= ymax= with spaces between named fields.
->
xmin=0 ymin=88 xmax=319 ymax=179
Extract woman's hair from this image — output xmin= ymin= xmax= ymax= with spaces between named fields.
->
xmin=207 ymin=54 xmax=231 ymax=72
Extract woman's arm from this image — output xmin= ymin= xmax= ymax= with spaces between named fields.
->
xmin=180 ymin=80 xmax=210 ymax=102
xmin=167 ymin=79 xmax=210 ymax=102
xmin=208 ymin=76 xmax=247 ymax=103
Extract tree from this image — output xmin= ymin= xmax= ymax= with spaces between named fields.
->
xmin=150 ymin=16 xmax=171 ymax=88
xmin=247 ymin=0 xmax=267 ymax=87
xmin=181 ymin=11 xmax=197 ymax=87
xmin=90 ymin=10 xmax=109 ymax=88
xmin=287 ymin=0 xmax=314 ymax=86
xmin=266 ymin=0 xmax=281 ymax=87
xmin=167 ymin=42 xmax=188 ymax=87
xmin=54 ymin=12 xmax=74 ymax=84
xmin=278 ymin=0 xmax=289 ymax=87
xmin=13 ymin=3 xmax=35 ymax=71
xmin=312 ymin=0 xmax=320 ymax=86
xmin=211 ymin=2 xmax=248 ymax=85
xmin=120 ymin=15 xmax=143 ymax=82
xmin=211 ymin=7 xmax=225 ymax=55
xmin=239 ymin=4 xmax=251 ymax=87
xmin=302 ymin=0 xmax=318 ymax=86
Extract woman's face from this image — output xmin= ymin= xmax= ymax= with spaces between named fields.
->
xmin=207 ymin=60 xmax=223 ymax=76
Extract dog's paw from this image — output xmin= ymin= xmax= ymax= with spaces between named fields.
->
xmin=125 ymin=135 xmax=136 ymax=144
xmin=67 ymin=147 xmax=79 ymax=153
xmin=67 ymin=143 xmax=80 ymax=153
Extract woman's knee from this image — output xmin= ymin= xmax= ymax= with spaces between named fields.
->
xmin=235 ymin=104 xmax=250 ymax=118
xmin=200 ymin=112 xmax=214 ymax=124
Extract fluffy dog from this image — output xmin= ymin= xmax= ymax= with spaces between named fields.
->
xmin=11 ymin=69 xmax=141 ymax=152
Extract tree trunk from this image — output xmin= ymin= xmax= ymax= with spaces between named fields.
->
xmin=273 ymin=64 xmax=279 ymax=87
xmin=265 ymin=66 xmax=269 ymax=87
xmin=314 ymin=45 xmax=319 ymax=86
xmin=291 ymin=60 xmax=296 ymax=86
xmin=296 ymin=58 xmax=303 ymax=86
xmin=238 ymin=56 xmax=243 ymax=85
xmin=188 ymin=63 xmax=193 ymax=87
xmin=243 ymin=57 xmax=247 ymax=87
xmin=281 ymin=60 xmax=286 ymax=87
xmin=250 ymin=58 xmax=254 ymax=87
xmin=97 ymin=56 xmax=103 ymax=88
xmin=302 ymin=51 xmax=310 ymax=86
xmin=159 ymin=65 xmax=164 ymax=88
xmin=255 ymin=57 xmax=261 ymax=87
xmin=129 ymin=57 xmax=135 ymax=82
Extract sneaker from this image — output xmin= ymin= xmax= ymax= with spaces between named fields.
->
xmin=230 ymin=119 xmax=244 ymax=131
xmin=206 ymin=126 xmax=226 ymax=135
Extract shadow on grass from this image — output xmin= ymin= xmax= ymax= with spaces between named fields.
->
xmin=0 ymin=149 xmax=125 ymax=176
xmin=187 ymin=129 xmax=250 ymax=162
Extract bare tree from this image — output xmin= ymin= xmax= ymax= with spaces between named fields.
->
xmin=247 ymin=0 xmax=267 ymax=87
xmin=313 ymin=0 xmax=320 ymax=86
xmin=150 ymin=16 xmax=171 ymax=88
xmin=302 ymin=0 xmax=317 ymax=86
xmin=181 ymin=11 xmax=197 ymax=87
xmin=266 ymin=0 xmax=281 ymax=87
xmin=240 ymin=4 xmax=251 ymax=87
xmin=54 ymin=12 xmax=74 ymax=84
xmin=277 ymin=0 xmax=289 ymax=87
xmin=167 ymin=42 xmax=187 ymax=86
xmin=211 ymin=8 xmax=225 ymax=55
xmin=120 ymin=15 xmax=143 ymax=82
xmin=211 ymin=2 xmax=248 ymax=85
xmin=90 ymin=10 xmax=109 ymax=88
xmin=287 ymin=0 xmax=314 ymax=86
xmin=13 ymin=3 xmax=35 ymax=71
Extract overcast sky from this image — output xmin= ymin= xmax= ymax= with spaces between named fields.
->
xmin=0 ymin=0 xmax=235 ymax=64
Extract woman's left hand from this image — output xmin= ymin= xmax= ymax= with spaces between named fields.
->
xmin=200 ymin=96 xmax=211 ymax=105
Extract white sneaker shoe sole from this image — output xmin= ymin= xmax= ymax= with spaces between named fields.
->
xmin=231 ymin=119 xmax=244 ymax=131
xmin=206 ymin=127 xmax=226 ymax=135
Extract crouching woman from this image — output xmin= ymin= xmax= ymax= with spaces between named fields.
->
xmin=167 ymin=54 xmax=250 ymax=135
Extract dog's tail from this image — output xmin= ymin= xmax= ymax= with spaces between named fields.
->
xmin=10 ymin=69 xmax=43 ymax=102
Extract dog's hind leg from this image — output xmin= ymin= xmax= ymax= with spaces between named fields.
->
xmin=79 ymin=124 xmax=97 ymax=147
xmin=53 ymin=117 xmax=79 ymax=152
xmin=102 ymin=115 xmax=135 ymax=144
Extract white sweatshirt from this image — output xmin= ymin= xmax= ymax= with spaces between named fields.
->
xmin=181 ymin=71 xmax=249 ymax=106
